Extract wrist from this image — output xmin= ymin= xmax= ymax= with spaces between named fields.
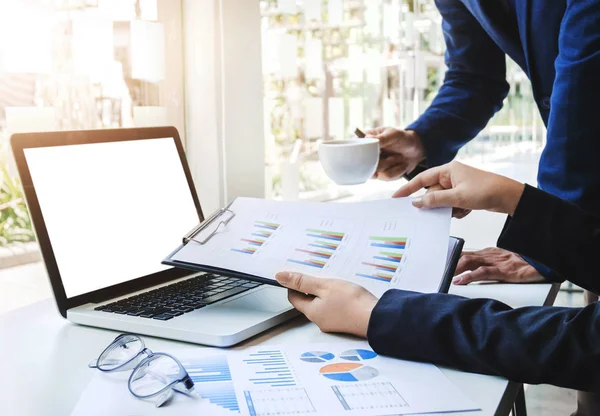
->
xmin=404 ymin=130 xmax=426 ymax=169
xmin=500 ymin=180 xmax=525 ymax=216
xmin=355 ymin=298 xmax=378 ymax=338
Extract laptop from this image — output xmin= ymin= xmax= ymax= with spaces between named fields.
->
xmin=11 ymin=127 xmax=297 ymax=347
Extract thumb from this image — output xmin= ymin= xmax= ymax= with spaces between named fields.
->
xmin=275 ymin=271 xmax=324 ymax=296
xmin=412 ymin=189 xmax=457 ymax=209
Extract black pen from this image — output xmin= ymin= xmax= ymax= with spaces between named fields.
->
xmin=354 ymin=128 xmax=366 ymax=138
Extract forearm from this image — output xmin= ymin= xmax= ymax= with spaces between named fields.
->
xmin=367 ymin=289 xmax=600 ymax=392
xmin=408 ymin=72 xmax=508 ymax=166
xmin=410 ymin=0 xmax=509 ymax=166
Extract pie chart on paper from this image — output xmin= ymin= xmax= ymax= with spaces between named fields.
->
xmin=319 ymin=363 xmax=379 ymax=382
xmin=300 ymin=351 xmax=335 ymax=363
xmin=339 ymin=349 xmax=377 ymax=361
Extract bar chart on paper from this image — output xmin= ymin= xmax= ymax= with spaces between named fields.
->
xmin=231 ymin=220 xmax=281 ymax=256
xmin=331 ymin=382 xmax=408 ymax=411
xmin=355 ymin=236 xmax=408 ymax=283
xmin=244 ymin=388 xmax=316 ymax=416
xmin=183 ymin=355 xmax=240 ymax=413
xmin=240 ymin=350 xmax=316 ymax=415
xmin=242 ymin=349 xmax=297 ymax=387
xmin=287 ymin=227 xmax=346 ymax=270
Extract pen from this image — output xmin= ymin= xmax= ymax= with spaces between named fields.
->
xmin=354 ymin=128 xmax=366 ymax=138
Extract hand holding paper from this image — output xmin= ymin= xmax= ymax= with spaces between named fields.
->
xmin=275 ymin=272 xmax=378 ymax=337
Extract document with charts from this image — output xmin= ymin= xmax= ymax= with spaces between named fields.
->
xmin=71 ymin=341 xmax=479 ymax=416
xmin=165 ymin=197 xmax=452 ymax=297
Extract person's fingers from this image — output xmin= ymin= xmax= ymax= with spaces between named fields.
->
xmin=392 ymin=166 xmax=445 ymax=198
xmin=287 ymin=290 xmax=314 ymax=314
xmin=375 ymin=154 xmax=406 ymax=176
xmin=452 ymin=208 xmax=472 ymax=219
xmin=427 ymin=184 xmax=445 ymax=192
xmin=377 ymin=132 xmax=403 ymax=149
xmin=412 ymin=189 xmax=457 ymax=209
xmin=364 ymin=127 xmax=387 ymax=137
xmin=454 ymin=252 xmax=487 ymax=275
xmin=453 ymin=266 xmax=499 ymax=285
xmin=276 ymin=272 xmax=325 ymax=296
xmin=378 ymin=158 xmax=409 ymax=181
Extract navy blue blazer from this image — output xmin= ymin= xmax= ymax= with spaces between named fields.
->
xmin=367 ymin=185 xmax=600 ymax=392
xmin=407 ymin=0 xmax=600 ymax=213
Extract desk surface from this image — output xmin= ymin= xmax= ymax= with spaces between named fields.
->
xmin=0 ymin=282 xmax=557 ymax=416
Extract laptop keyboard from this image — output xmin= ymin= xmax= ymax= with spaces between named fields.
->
xmin=93 ymin=274 xmax=262 ymax=321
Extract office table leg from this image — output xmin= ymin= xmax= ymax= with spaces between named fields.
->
xmin=512 ymin=385 xmax=527 ymax=416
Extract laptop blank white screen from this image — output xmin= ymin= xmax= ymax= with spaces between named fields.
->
xmin=24 ymin=138 xmax=199 ymax=298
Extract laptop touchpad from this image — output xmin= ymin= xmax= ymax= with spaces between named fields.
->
xmin=218 ymin=286 xmax=291 ymax=313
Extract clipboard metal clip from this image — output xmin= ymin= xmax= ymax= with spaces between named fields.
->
xmin=183 ymin=205 xmax=236 ymax=245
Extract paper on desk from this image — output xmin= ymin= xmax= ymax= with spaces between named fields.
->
xmin=71 ymin=370 xmax=227 ymax=416
xmin=72 ymin=340 xmax=479 ymax=416
xmin=170 ymin=197 xmax=451 ymax=297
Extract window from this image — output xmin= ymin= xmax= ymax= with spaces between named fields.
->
xmin=259 ymin=0 xmax=545 ymax=201
xmin=0 ymin=0 xmax=184 ymax=248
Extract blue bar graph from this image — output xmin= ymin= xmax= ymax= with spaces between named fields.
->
xmin=356 ymin=273 xmax=393 ymax=282
xmin=373 ymin=256 xmax=402 ymax=263
xmin=242 ymin=350 xmax=297 ymax=387
xmin=306 ymin=233 xmax=342 ymax=241
xmin=371 ymin=243 xmax=406 ymax=249
xmin=184 ymin=355 xmax=240 ymax=412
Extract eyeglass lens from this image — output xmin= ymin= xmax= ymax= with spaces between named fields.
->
xmin=97 ymin=335 xmax=144 ymax=371
xmin=129 ymin=354 xmax=183 ymax=397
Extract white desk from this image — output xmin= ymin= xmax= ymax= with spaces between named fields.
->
xmin=0 ymin=282 xmax=558 ymax=416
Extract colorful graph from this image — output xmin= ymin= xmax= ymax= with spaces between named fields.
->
xmin=319 ymin=363 xmax=379 ymax=382
xmin=374 ymin=251 xmax=403 ymax=263
xmin=183 ymin=355 xmax=240 ymax=412
xmin=254 ymin=221 xmax=280 ymax=231
xmin=242 ymin=238 xmax=266 ymax=247
xmin=361 ymin=261 xmax=398 ymax=273
xmin=231 ymin=247 xmax=257 ymax=255
xmin=331 ymin=382 xmax=408 ymax=411
xmin=369 ymin=236 xmax=407 ymax=249
xmin=231 ymin=221 xmax=280 ymax=255
xmin=288 ymin=229 xmax=345 ymax=270
xmin=242 ymin=350 xmax=297 ymax=387
xmin=300 ymin=351 xmax=335 ymax=363
xmin=288 ymin=259 xmax=327 ymax=269
xmin=309 ymin=242 xmax=339 ymax=251
xmin=355 ymin=273 xmax=394 ymax=282
xmin=355 ymin=236 xmax=408 ymax=283
xmin=295 ymin=249 xmax=332 ymax=259
xmin=306 ymin=229 xmax=345 ymax=242
xmin=340 ymin=349 xmax=377 ymax=362
xmin=244 ymin=388 xmax=316 ymax=416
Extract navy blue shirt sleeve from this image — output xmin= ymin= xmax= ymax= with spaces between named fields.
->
xmin=498 ymin=185 xmax=600 ymax=294
xmin=367 ymin=185 xmax=600 ymax=392
xmin=367 ymin=290 xmax=600 ymax=392
xmin=524 ymin=0 xmax=600 ymax=282
xmin=406 ymin=0 xmax=509 ymax=166
xmin=537 ymin=0 xmax=600 ymax=212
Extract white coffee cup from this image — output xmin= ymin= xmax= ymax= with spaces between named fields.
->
xmin=319 ymin=139 xmax=380 ymax=185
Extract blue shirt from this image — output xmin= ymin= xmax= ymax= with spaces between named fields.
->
xmin=505 ymin=0 xmax=517 ymax=18
xmin=406 ymin=0 xmax=600 ymax=281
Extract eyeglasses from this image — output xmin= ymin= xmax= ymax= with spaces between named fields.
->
xmin=88 ymin=334 xmax=196 ymax=407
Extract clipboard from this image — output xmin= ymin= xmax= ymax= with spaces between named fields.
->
xmin=163 ymin=204 xmax=465 ymax=295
